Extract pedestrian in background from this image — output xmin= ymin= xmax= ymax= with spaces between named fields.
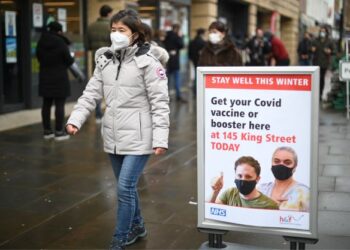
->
xmin=36 ymin=21 xmax=74 ymax=140
xmin=245 ymin=28 xmax=271 ymax=66
xmin=188 ymin=28 xmax=206 ymax=96
xmin=141 ymin=22 xmax=169 ymax=67
xmin=297 ymin=31 xmax=312 ymax=66
xmin=153 ymin=29 xmax=166 ymax=48
xmin=264 ymin=31 xmax=290 ymax=66
xmin=86 ymin=4 xmax=113 ymax=124
xmin=164 ymin=23 xmax=186 ymax=102
xmin=198 ymin=21 xmax=242 ymax=66
xmin=311 ymin=26 xmax=335 ymax=100
xmin=66 ymin=9 xmax=170 ymax=250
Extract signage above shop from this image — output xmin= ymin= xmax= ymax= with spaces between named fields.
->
xmin=167 ymin=0 xmax=191 ymax=6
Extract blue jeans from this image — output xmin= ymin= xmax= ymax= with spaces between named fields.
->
xmin=168 ymin=70 xmax=181 ymax=99
xmin=109 ymin=154 xmax=150 ymax=242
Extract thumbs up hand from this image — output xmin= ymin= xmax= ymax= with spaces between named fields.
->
xmin=211 ymin=172 xmax=224 ymax=192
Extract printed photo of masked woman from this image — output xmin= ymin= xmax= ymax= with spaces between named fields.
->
xmin=258 ymin=146 xmax=310 ymax=212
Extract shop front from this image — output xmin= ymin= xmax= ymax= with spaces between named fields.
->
xmin=0 ymin=0 xmax=25 ymax=113
xmin=138 ymin=0 xmax=191 ymax=89
xmin=0 ymin=0 xmax=86 ymax=114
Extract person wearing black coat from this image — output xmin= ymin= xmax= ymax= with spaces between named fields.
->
xmin=189 ymin=28 xmax=206 ymax=96
xmin=36 ymin=21 xmax=74 ymax=140
xmin=245 ymin=28 xmax=271 ymax=66
xmin=164 ymin=24 xmax=185 ymax=102
xmin=297 ymin=32 xmax=312 ymax=66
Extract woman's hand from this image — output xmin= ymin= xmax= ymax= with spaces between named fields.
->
xmin=66 ymin=124 xmax=79 ymax=135
xmin=154 ymin=147 xmax=167 ymax=155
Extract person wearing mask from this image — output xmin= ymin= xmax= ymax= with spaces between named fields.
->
xmin=209 ymin=156 xmax=278 ymax=210
xmin=311 ymin=27 xmax=335 ymax=100
xmin=66 ymin=9 xmax=170 ymax=250
xmin=188 ymin=28 xmax=206 ymax=96
xmin=164 ymin=24 xmax=186 ymax=102
xmin=36 ymin=21 xmax=74 ymax=140
xmin=198 ymin=21 xmax=242 ymax=67
xmin=141 ymin=22 xmax=169 ymax=67
xmin=87 ymin=4 xmax=113 ymax=124
xmin=297 ymin=31 xmax=312 ymax=66
xmin=264 ymin=31 xmax=290 ymax=66
xmin=245 ymin=28 xmax=271 ymax=66
xmin=259 ymin=147 xmax=310 ymax=212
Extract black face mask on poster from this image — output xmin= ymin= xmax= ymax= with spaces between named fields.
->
xmin=271 ymin=164 xmax=294 ymax=180
xmin=234 ymin=179 xmax=257 ymax=195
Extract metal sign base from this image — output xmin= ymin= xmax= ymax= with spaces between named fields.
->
xmin=283 ymin=236 xmax=318 ymax=250
xmin=199 ymin=242 xmax=272 ymax=250
xmin=198 ymin=228 xmax=319 ymax=250
xmin=198 ymin=227 xmax=228 ymax=248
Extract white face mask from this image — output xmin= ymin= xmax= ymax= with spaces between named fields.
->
xmin=209 ymin=33 xmax=222 ymax=44
xmin=110 ymin=31 xmax=131 ymax=51
xmin=319 ymin=31 xmax=326 ymax=38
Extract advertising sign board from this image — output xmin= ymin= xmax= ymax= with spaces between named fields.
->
xmin=197 ymin=67 xmax=319 ymax=239
xmin=339 ymin=61 xmax=350 ymax=81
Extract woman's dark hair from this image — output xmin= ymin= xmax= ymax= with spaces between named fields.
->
xmin=141 ymin=22 xmax=153 ymax=42
xmin=208 ymin=21 xmax=228 ymax=34
xmin=110 ymin=9 xmax=145 ymax=46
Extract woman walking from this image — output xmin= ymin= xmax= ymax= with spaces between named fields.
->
xmin=66 ymin=9 xmax=170 ymax=250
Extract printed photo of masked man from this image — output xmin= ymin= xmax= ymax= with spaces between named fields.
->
xmin=208 ymin=156 xmax=279 ymax=210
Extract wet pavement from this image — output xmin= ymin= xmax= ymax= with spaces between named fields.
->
xmin=0 ymin=100 xmax=350 ymax=249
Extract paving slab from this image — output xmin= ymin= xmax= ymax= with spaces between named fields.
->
xmin=318 ymin=176 xmax=335 ymax=192
xmin=318 ymin=192 xmax=350 ymax=212
xmin=335 ymin=177 xmax=350 ymax=193
xmin=323 ymin=164 xmax=350 ymax=177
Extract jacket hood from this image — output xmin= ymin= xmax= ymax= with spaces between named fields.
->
xmin=109 ymin=43 xmax=146 ymax=62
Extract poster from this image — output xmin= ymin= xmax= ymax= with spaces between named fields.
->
xmin=5 ymin=11 xmax=16 ymax=37
xmin=58 ymin=8 xmax=67 ymax=32
xmin=141 ymin=18 xmax=152 ymax=27
xmin=198 ymin=67 xmax=319 ymax=238
xmin=33 ymin=3 xmax=43 ymax=28
xmin=6 ymin=38 xmax=17 ymax=63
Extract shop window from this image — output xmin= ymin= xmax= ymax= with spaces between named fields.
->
xmin=43 ymin=0 xmax=81 ymax=34
xmin=41 ymin=0 xmax=85 ymax=80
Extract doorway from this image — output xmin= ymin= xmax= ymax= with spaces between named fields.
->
xmin=0 ymin=0 xmax=24 ymax=113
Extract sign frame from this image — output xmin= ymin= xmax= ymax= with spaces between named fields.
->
xmin=197 ymin=66 xmax=319 ymax=239
xmin=339 ymin=60 xmax=350 ymax=81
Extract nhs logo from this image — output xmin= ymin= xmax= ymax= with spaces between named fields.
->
xmin=210 ymin=207 xmax=226 ymax=217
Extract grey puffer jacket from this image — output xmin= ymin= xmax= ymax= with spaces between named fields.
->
xmin=67 ymin=43 xmax=170 ymax=155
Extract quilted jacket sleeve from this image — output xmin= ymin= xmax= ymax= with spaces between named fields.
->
xmin=66 ymin=49 xmax=105 ymax=129
xmin=143 ymin=57 xmax=170 ymax=149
